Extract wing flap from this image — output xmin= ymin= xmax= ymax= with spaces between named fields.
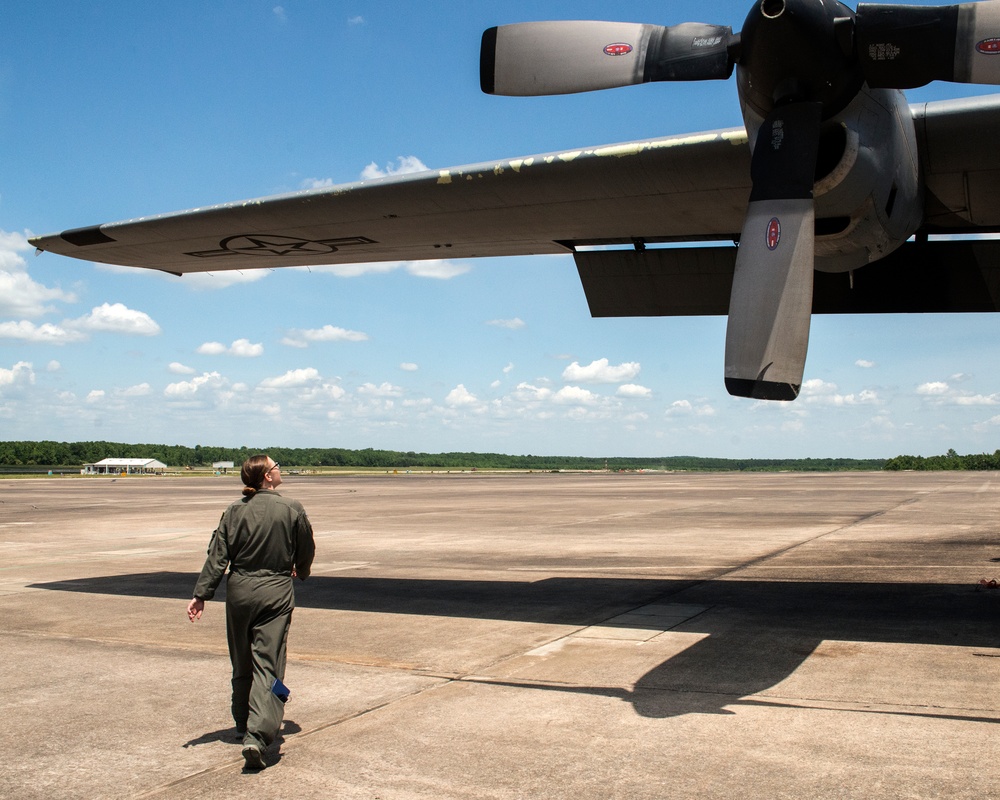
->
xmin=575 ymin=239 xmax=1000 ymax=318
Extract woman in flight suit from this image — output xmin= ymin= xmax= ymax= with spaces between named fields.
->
xmin=187 ymin=454 xmax=316 ymax=770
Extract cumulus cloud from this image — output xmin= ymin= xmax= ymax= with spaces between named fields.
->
xmin=513 ymin=382 xmax=552 ymax=402
xmin=197 ymin=338 xmax=263 ymax=357
xmin=86 ymin=390 xmax=105 ymax=402
xmin=445 ymin=384 xmax=478 ymax=407
xmin=0 ymin=361 xmax=35 ymax=390
xmin=165 ymin=371 xmax=225 ymax=398
xmin=68 ymin=303 xmax=161 ymax=336
xmin=666 ymin=399 xmax=716 ymax=416
xmin=855 ymin=359 xmax=875 ymax=368
xmin=0 ymin=230 xmax=77 ymax=317
xmin=800 ymin=378 xmax=879 ymax=406
xmin=361 ymin=156 xmax=428 ymax=180
xmin=553 ymin=386 xmax=598 ymax=404
xmin=916 ymin=381 xmax=950 ymax=395
xmin=258 ymin=368 xmax=321 ymax=389
xmin=296 ymin=259 xmax=469 ymax=280
xmin=400 ymin=362 xmax=418 ymax=372
xmin=487 ymin=318 xmax=525 ymax=330
xmin=119 ymin=383 xmax=151 ymax=397
xmin=358 ymin=382 xmax=403 ymax=397
xmin=0 ymin=320 xmax=86 ymax=344
xmin=281 ymin=325 xmax=368 ymax=348
xmin=617 ymin=383 xmax=652 ymax=398
xmin=169 ymin=362 xmax=196 ymax=375
xmin=562 ymin=358 xmax=640 ymax=384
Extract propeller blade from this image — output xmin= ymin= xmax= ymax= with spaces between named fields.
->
xmin=856 ymin=1 xmax=1000 ymax=88
xmin=724 ymin=102 xmax=823 ymax=401
xmin=481 ymin=20 xmax=732 ymax=96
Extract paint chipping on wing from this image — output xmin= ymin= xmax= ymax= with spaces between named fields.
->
xmin=558 ymin=150 xmax=583 ymax=163
xmin=437 ymin=171 xmax=453 ymax=185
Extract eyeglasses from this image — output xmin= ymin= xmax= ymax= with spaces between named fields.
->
xmin=266 ymin=463 xmax=280 ymax=474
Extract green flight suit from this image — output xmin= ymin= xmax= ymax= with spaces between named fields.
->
xmin=193 ymin=489 xmax=316 ymax=751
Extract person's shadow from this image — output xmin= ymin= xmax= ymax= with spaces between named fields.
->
xmin=183 ymin=719 xmax=302 ymax=751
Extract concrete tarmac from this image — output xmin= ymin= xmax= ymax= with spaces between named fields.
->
xmin=1 ymin=470 xmax=998 ymax=799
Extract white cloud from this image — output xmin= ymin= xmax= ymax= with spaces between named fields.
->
xmin=953 ymin=394 xmax=1000 ymax=405
xmin=553 ymin=386 xmax=598 ymax=404
xmin=229 ymin=338 xmax=264 ymax=357
xmin=400 ymin=362 xmax=418 ymax=372
xmin=445 ymin=384 xmax=478 ymax=407
xmin=801 ymin=378 xmax=880 ymax=406
xmin=348 ymin=15 xmax=364 ymax=25
xmin=358 ymin=382 xmax=403 ymax=397
xmin=86 ymin=390 xmax=105 ymax=403
xmin=259 ymin=368 xmax=321 ymax=389
xmin=855 ymin=359 xmax=875 ymax=368
xmin=487 ymin=317 xmax=526 ymax=330
xmin=406 ymin=260 xmax=471 ymax=279
xmin=296 ymin=259 xmax=469 ymax=279
xmin=562 ymin=358 xmax=640 ymax=384
xmin=68 ymin=303 xmax=161 ymax=336
xmin=169 ymin=362 xmax=196 ymax=375
xmin=917 ymin=381 xmax=950 ymax=396
xmin=197 ymin=338 xmax=263 ymax=357
xmin=665 ymin=399 xmax=717 ymax=417
xmin=177 ymin=270 xmax=269 ymax=290
xmin=0 ymin=320 xmax=86 ymax=344
xmin=273 ymin=6 xmax=287 ymax=22
xmin=164 ymin=371 xmax=225 ymax=398
xmin=46 ymin=361 xmax=60 ymax=372
xmin=361 ymin=156 xmax=428 ymax=180
xmin=503 ymin=363 xmax=514 ymax=374
xmin=0 ymin=361 xmax=35 ymax=390
xmin=0 ymin=230 xmax=77 ymax=317
xmin=513 ymin=382 xmax=552 ymax=403
xmin=281 ymin=324 xmax=368 ymax=348
xmin=119 ymin=383 xmax=151 ymax=397
xmin=617 ymin=383 xmax=652 ymax=398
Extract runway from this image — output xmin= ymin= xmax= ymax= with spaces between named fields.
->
xmin=2 ymin=471 xmax=998 ymax=798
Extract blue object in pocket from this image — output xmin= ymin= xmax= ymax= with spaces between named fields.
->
xmin=271 ymin=677 xmax=290 ymax=703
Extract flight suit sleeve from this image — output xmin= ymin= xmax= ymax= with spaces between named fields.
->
xmin=192 ymin=512 xmax=231 ymax=600
xmin=294 ymin=509 xmax=316 ymax=580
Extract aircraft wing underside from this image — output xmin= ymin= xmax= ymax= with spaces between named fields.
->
xmin=29 ymin=96 xmax=1000 ymax=319
xmin=30 ymin=128 xmax=752 ymax=275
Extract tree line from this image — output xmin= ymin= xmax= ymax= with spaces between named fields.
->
xmin=0 ymin=440 xmax=890 ymax=471
xmin=3 ymin=440 xmax=997 ymax=472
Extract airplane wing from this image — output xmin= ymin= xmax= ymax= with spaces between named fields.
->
xmin=29 ymin=127 xmax=751 ymax=275
xmin=29 ymin=96 xmax=1000 ymax=316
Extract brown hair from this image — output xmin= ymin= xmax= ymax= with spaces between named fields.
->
xmin=240 ymin=454 xmax=271 ymax=497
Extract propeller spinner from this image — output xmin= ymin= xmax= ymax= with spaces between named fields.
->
xmin=481 ymin=0 xmax=1000 ymax=399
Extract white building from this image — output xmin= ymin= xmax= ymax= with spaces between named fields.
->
xmin=82 ymin=458 xmax=168 ymax=475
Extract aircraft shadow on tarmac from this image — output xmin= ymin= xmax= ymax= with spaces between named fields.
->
xmin=30 ymin=572 xmax=1000 ymax=721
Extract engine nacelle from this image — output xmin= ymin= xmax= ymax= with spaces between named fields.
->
xmin=741 ymin=86 xmax=924 ymax=273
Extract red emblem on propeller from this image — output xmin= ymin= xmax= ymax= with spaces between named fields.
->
xmin=603 ymin=43 xmax=633 ymax=56
xmin=766 ymin=218 xmax=781 ymax=250
xmin=977 ymin=38 xmax=1000 ymax=54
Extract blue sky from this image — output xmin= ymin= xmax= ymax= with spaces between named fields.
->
xmin=2 ymin=1 xmax=999 ymax=459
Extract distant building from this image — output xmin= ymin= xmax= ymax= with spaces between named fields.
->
xmin=82 ymin=458 xmax=168 ymax=475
